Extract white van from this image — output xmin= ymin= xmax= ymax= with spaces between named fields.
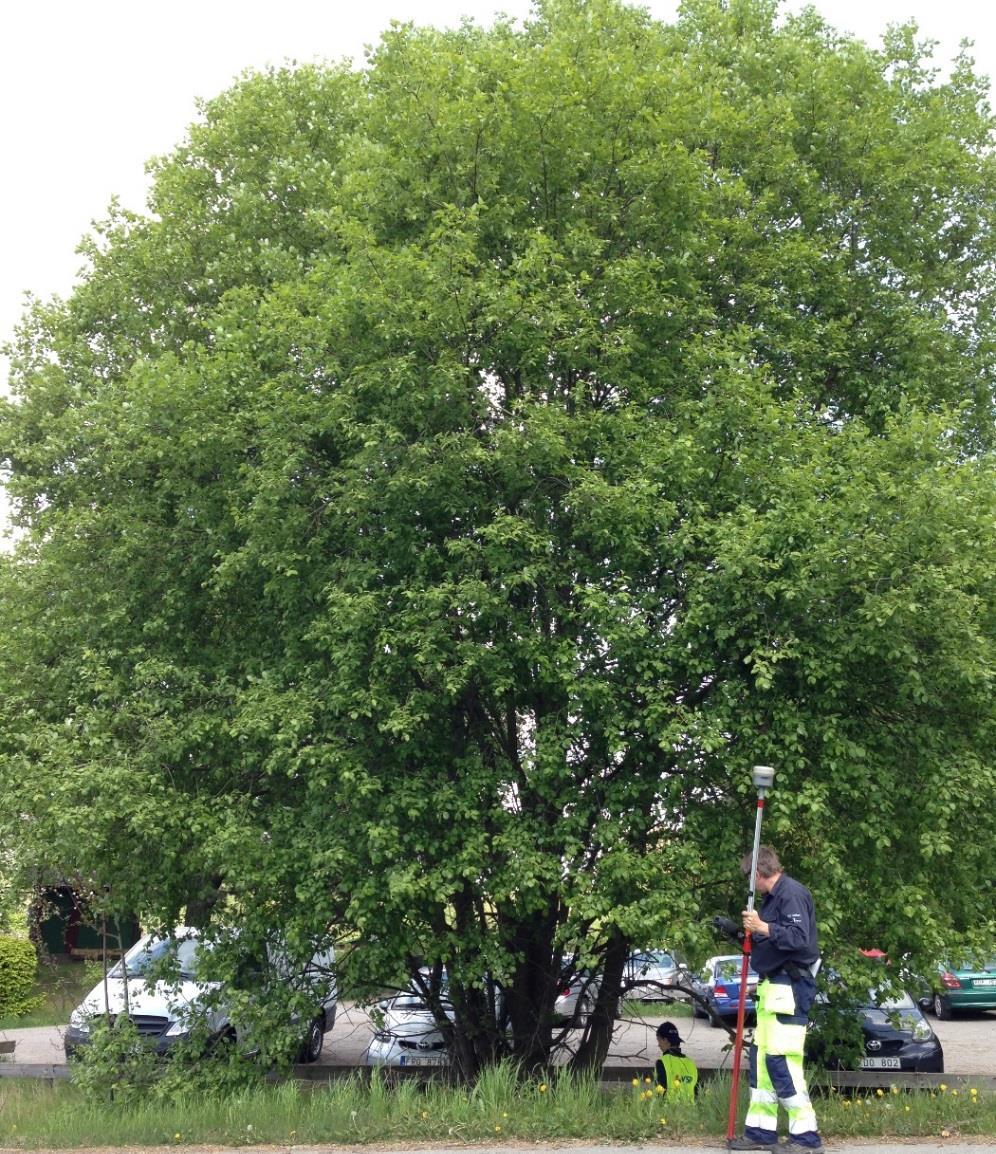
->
xmin=64 ymin=926 xmax=337 ymax=1063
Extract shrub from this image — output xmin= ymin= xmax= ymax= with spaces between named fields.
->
xmin=0 ymin=936 xmax=43 ymax=1017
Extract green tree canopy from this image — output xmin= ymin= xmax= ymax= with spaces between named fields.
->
xmin=2 ymin=0 xmax=994 ymax=1075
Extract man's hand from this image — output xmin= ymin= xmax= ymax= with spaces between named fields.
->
xmin=742 ymin=909 xmax=770 ymax=937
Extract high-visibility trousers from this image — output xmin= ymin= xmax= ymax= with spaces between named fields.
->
xmin=742 ymin=976 xmax=821 ymax=1149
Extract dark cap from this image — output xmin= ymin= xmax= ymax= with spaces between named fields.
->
xmin=656 ymin=1021 xmax=683 ymax=1045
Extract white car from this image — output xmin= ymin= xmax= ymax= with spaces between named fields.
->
xmin=64 ymin=927 xmax=337 ymax=1063
xmin=365 ymin=990 xmax=452 ymax=1066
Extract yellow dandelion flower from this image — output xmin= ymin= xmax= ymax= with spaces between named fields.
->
xmin=644 ymin=1076 xmax=652 ymax=1084
xmin=632 ymin=1077 xmax=640 ymax=1087
xmin=174 ymin=1135 xmax=181 ymax=1141
xmin=970 ymin=1087 xmax=979 ymax=1097
xmin=421 ymin=1111 xmax=429 ymax=1120
xmin=655 ymin=1084 xmax=665 ymax=1095
xmin=940 ymin=1083 xmax=948 ymax=1092
xmin=658 ymin=1117 xmax=667 ymax=1126
xmin=890 ymin=1085 xmax=899 ymax=1094
xmin=951 ymin=1089 xmax=959 ymax=1096
xmin=539 ymin=1083 xmax=548 ymax=1093
xmin=904 ymin=1105 xmax=911 ymax=1112
xmin=494 ymin=1125 xmax=502 ymax=1133
xmin=876 ymin=1088 xmax=884 ymax=1097
xmin=503 ymin=1112 xmax=509 ymax=1118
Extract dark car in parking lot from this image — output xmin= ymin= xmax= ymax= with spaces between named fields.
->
xmin=809 ymin=988 xmax=943 ymax=1073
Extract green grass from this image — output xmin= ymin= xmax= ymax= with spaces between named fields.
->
xmin=0 ymin=958 xmax=98 ymax=1030
xmin=0 ymin=1066 xmax=991 ymax=1148
xmin=621 ymin=997 xmax=694 ymax=1018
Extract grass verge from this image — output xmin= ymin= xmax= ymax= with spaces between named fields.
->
xmin=0 ymin=1065 xmax=991 ymax=1148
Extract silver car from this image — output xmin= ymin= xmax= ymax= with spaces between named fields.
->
xmin=623 ymin=950 xmax=690 ymax=1001
xmin=553 ymin=970 xmax=601 ymax=1024
xmin=365 ymin=991 xmax=452 ymax=1066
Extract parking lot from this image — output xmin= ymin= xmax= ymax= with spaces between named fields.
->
xmin=319 ymin=1000 xmax=994 ymax=1075
xmin=3 ymin=1002 xmax=993 ymax=1075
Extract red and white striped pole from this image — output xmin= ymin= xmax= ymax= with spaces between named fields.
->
xmin=726 ymin=765 xmax=775 ymax=1145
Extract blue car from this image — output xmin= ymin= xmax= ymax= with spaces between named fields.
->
xmin=691 ymin=954 xmax=759 ymax=1027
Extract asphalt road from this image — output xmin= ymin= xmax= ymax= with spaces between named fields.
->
xmin=2 ymin=1002 xmax=994 ymax=1073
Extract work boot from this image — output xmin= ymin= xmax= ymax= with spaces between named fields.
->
xmin=726 ymin=1138 xmax=776 ymax=1152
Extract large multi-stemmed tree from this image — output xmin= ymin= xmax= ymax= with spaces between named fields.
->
xmin=2 ymin=0 xmax=994 ymax=1077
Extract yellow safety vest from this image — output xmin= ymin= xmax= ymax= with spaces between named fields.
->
xmin=657 ymin=1053 xmax=698 ymax=1102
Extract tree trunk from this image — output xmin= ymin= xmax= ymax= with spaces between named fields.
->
xmin=570 ymin=927 xmax=628 ymax=1075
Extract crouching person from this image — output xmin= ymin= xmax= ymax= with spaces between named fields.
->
xmin=654 ymin=1021 xmax=698 ymax=1102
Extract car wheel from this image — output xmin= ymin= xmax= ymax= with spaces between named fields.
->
xmin=933 ymin=993 xmax=954 ymax=1021
xmin=299 ymin=1015 xmax=325 ymax=1063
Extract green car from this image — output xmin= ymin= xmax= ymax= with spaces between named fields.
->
xmin=920 ymin=959 xmax=996 ymax=1020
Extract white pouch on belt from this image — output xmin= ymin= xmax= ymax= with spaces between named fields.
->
xmin=759 ymin=979 xmax=797 ymax=1016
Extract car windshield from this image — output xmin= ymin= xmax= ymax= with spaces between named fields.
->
xmin=640 ymin=952 xmax=674 ymax=967
xmin=109 ymin=935 xmax=206 ymax=981
xmin=715 ymin=960 xmax=757 ymax=982
xmin=387 ymin=993 xmax=453 ymax=1013
xmin=865 ymin=990 xmax=915 ymax=1011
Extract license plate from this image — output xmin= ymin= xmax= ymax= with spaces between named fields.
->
xmin=973 ymin=978 xmax=996 ymax=987
xmin=399 ymin=1054 xmax=448 ymax=1067
xmin=860 ymin=1057 xmax=901 ymax=1070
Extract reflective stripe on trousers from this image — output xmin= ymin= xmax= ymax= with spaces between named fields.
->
xmin=743 ymin=977 xmax=820 ymax=1148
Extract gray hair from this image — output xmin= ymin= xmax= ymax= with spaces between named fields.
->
xmin=741 ymin=845 xmax=782 ymax=878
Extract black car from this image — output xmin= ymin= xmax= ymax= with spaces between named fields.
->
xmin=808 ymin=988 xmax=943 ymax=1074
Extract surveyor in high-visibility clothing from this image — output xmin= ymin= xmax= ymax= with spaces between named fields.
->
xmin=728 ymin=846 xmax=822 ymax=1153
xmin=654 ymin=1021 xmax=698 ymax=1102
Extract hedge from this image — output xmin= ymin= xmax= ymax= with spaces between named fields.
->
xmin=0 ymin=936 xmax=42 ymax=1018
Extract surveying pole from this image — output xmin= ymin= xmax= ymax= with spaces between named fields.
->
xmin=726 ymin=765 xmax=775 ymax=1145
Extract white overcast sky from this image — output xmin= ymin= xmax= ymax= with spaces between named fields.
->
xmin=1 ymin=0 xmax=994 ymax=535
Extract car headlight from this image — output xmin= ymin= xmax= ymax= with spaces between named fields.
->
xmin=911 ymin=1019 xmax=933 ymax=1042
xmin=68 ymin=1008 xmax=92 ymax=1034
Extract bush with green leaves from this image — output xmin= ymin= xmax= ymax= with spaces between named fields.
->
xmin=0 ymin=936 xmax=42 ymax=1018
xmin=69 ymin=1015 xmax=263 ymax=1104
